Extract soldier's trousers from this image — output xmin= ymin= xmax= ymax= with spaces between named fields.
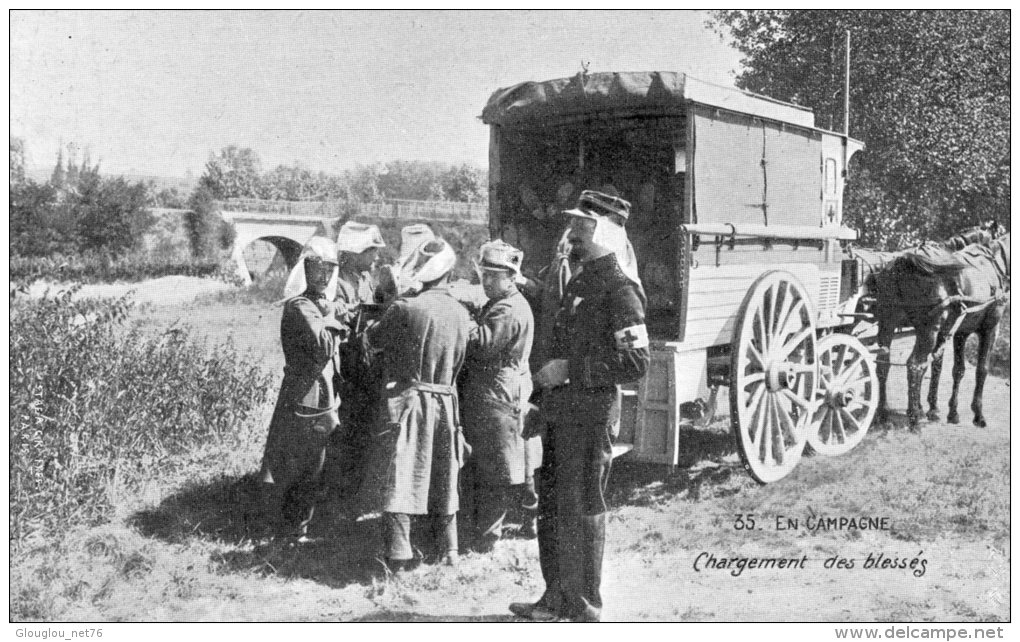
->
xmin=536 ymin=415 xmax=613 ymax=622
xmin=257 ymin=425 xmax=330 ymax=538
xmin=460 ymin=460 xmax=511 ymax=546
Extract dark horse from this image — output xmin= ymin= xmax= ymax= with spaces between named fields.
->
xmin=871 ymin=233 xmax=1009 ymax=429
xmin=927 ymin=234 xmax=1010 ymax=426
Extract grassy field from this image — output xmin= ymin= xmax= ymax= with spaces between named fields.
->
xmin=10 ymin=280 xmax=1010 ymax=622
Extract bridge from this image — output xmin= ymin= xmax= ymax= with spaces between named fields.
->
xmin=218 ymin=198 xmax=487 ymax=284
xmin=219 ymin=210 xmax=334 ymax=284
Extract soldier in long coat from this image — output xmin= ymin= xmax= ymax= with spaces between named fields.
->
xmin=511 ymin=190 xmax=650 ymax=622
xmin=364 ymin=239 xmax=472 ymax=570
xmin=459 ymin=240 xmax=535 ymax=552
xmin=323 ymin=222 xmax=386 ymax=512
xmin=258 ymin=237 xmax=349 ymax=539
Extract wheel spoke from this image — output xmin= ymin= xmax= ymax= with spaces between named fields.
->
xmin=816 ymin=408 xmax=832 ymax=444
xmin=759 ymin=395 xmax=773 ymax=464
xmin=835 ymin=357 xmax=864 ymax=388
xmin=839 ymin=408 xmax=862 ymax=436
xmin=747 ymin=343 xmax=765 ymax=369
xmin=773 ymin=283 xmax=793 ymax=339
xmin=742 ymin=371 xmax=766 ymax=388
xmin=780 ymin=387 xmax=811 ymax=412
xmin=745 ymin=384 xmax=766 ymax=444
xmin=776 ymin=299 xmax=805 ymax=346
xmin=833 ymin=341 xmax=849 ymax=376
xmin=771 ymin=396 xmax=787 ymax=464
xmin=755 ymin=307 xmax=769 ymax=353
xmin=766 ymin=282 xmax=778 ymax=336
xmin=831 ymin=407 xmax=847 ymax=444
xmin=775 ymin=395 xmax=798 ymax=446
xmin=781 ymin=326 xmax=813 ymax=359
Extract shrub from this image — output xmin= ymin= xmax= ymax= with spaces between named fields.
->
xmin=9 ymin=291 xmax=275 ymax=550
xmin=10 ymin=180 xmax=78 ymax=256
xmin=185 ymin=185 xmax=227 ymax=258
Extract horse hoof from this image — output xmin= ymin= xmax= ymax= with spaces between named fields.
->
xmin=947 ymin=413 xmax=960 ymax=424
xmin=926 ymin=410 xmax=940 ymax=422
xmin=974 ymin=417 xmax=987 ymax=428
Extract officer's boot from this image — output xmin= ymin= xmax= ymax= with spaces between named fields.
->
xmin=558 ymin=514 xmax=605 ymax=622
xmin=520 ymin=477 xmax=539 ymax=539
xmin=509 ymin=515 xmax=563 ymax=621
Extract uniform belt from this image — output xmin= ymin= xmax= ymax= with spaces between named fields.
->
xmin=389 ymin=379 xmax=457 ymax=396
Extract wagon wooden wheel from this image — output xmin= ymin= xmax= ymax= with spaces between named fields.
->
xmin=729 ymin=271 xmax=817 ymax=483
xmin=806 ymin=334 xmax=876 ymax=456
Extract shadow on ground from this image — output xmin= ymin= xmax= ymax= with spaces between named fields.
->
xmin=348 ymin=611 xmax=519 ymax=622
xmin=131 ymin=473 xmax=386 ymax=587
xmin=607 ymin=419 xmax=747 ymax=507
xmin=130 ymin=473 xmax=536 ymax=589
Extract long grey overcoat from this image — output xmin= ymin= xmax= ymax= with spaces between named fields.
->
xmin=363 ymin=286 xmax=472 ymax=515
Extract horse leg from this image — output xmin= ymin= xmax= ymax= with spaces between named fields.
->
xmin=927 ymin=340 xmax=944 ymax=422
xmin=874 ymin=320 xmax=894 ymax=427
xmin=971 ymin=323 xmax=999 ymax=428
xmin=947 ymin=333 xmax=967 ymax=425
xmin=906 ymin=325 xmax=936 ymax=431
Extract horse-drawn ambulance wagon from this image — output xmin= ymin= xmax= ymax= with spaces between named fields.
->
xmin=481 ymin=71 xmax=878 ymax=483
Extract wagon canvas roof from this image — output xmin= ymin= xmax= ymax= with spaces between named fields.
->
xmin=481 ymin=71 xmax=817 ymax=129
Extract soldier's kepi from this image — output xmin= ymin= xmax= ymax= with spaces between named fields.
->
xmin=511 ymin=190 xmax=650 ymax=623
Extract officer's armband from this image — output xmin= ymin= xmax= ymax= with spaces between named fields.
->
xmin=614 ymin=324 xmax=649 ymax=351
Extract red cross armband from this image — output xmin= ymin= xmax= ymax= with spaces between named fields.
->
xmin=614 ymin=324 xmax=649 ymax=351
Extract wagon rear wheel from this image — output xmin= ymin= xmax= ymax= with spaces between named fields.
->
xmin=807 ymin=333 xmax=876 ymax=456
xmin=730 ymin=271 xmax=817 ymax=484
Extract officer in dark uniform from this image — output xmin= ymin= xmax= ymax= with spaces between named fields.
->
xmin=510 ymin=190 xmax=650 ymax=622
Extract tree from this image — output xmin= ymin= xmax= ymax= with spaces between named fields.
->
xmin=345 ymin=164 xmax=383 ymax=203
xmin=75 ymin=169 xmax=155 ymax=255
xmin=198 ymin=145 xmax=264 ymax=199
xmin=185 ymin=184 xmax=226 ymax=258
xmin=10 ymin=180 xmax=73 ymax=256
xmin=10 ymin=137 xmax=25 ymax=185
xmin=64 ymin=142 xmax=80 ymax=188
xmin=50 ymin=145 xmax=66 ymax=189
xmin=708 ymin=10 xmax=1009 ymax=248
xmin=441 ymin=163 xmax=485 ymax=203
xmin=377 ymin=160 xmax=446 ymax=201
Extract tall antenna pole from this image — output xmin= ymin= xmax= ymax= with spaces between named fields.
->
xmin=843 ymin=30 xmax=851 ymax=137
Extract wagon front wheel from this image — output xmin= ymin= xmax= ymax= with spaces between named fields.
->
xmin=807 ymin=333 xmax=876 ymax=456
xmin=729 ymin=271 xmax=817 ymax=484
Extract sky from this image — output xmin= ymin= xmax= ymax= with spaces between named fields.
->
xmin=10 ymin=10 xmax=744 ymax=178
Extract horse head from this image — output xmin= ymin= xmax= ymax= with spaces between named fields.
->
xmin=993 ymin=233 xmax=1010 ymax=286
xmin=984 ymin=219 xmax=1007 ymax=239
